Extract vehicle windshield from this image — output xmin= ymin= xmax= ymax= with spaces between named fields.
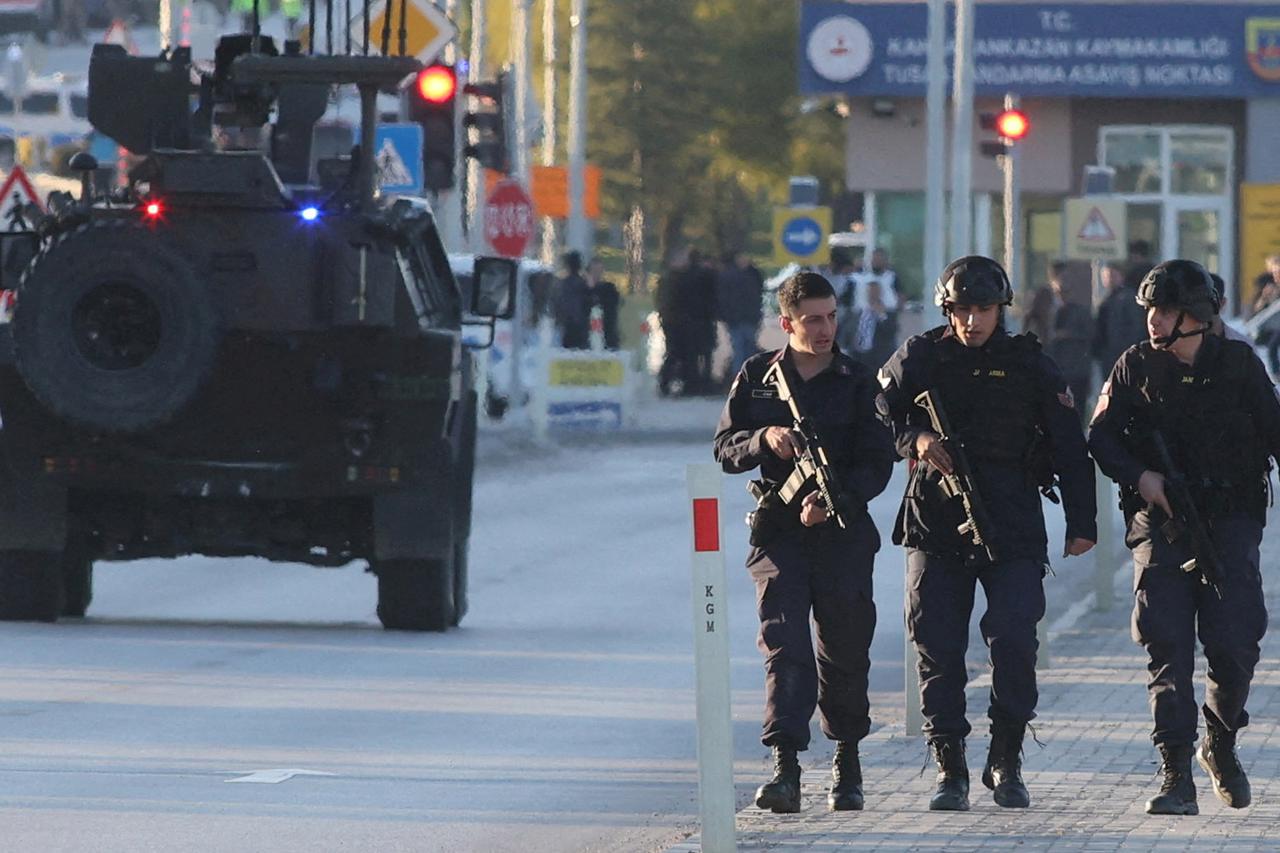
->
xmin=19 ymin=93 xmax=59 ymax=115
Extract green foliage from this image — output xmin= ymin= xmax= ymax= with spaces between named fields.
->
xmin=462 ymin=0 xmax=844 ymax=265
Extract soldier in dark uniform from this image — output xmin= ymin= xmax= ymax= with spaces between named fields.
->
xmin=877 ymin=256 xmax=1097 ymax=811
xmin=1088 ymin=260 xmax=1280 ymax=815
xmin=714 ymin=271 xmax=894 ymax=814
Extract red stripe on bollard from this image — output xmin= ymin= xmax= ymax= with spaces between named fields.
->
xmin=692 ymin=498 xmax=720 ymax=552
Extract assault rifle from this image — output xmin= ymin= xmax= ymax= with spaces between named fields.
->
xmin=759 ymin=360 xmax=850 ymax=531
xmin=1151 ymin=430 xmax=1224 ymax=599
xmin=913 ymin=390 xmax=998 ymax=562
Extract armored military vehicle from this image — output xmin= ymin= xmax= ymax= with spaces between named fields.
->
xmin=0 ymin=23 xmax=516 ymax=631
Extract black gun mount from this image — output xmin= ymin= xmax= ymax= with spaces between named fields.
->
xmin=87 ymin=36 xmax=421 ymax=204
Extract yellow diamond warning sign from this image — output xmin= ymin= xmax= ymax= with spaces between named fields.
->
xmin=1065 ymin=197 xmax=1127 ymax=262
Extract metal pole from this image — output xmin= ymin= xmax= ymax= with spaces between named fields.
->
xmin=435 ymin=0 xmax=464 ymax=252
xmin=922 ymin=0 xmax=947 ymax=332
xmin=566 ymin=0 xmax=587 ymax=255
xmin=467 ymin=0 xmax=487 ymax=251
xmin=512 ymin=0 xmax=532 ymax=191
xmin=685 ymin=464 xmax=737 ymax=853
xmin=948 ymin=0 xmax=975 ymax=260
xmin=539 ymin=0 xmax=558 ymax=266
xmin=159 ymin=0 xmax=172 ymax=51
xmin=1002 ymin=94 xmax=1023 ymax=293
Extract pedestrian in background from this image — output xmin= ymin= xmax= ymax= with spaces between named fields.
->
xmin=688 ymin=250 xmax=719 ymax=393
xmin=829 ymin=247 xmax=860 ymax=355
xmin=1092 ymin=260 xmax=1149 ymax=379
xmin=554 ymin=250 xmax=591 ymax=350
xmin=656 ymin=246 xmax=697 ymax=395
xmin=1089 ymin=259 xmax=1280 ymax=816
xmin=1123 ymin=239 xmax=1155 ymax=291
xmin=1250 ymin=254 xmax=1280 ymax=375
xmin=716 ymin=249 xmax=764 ymax=381
xmin=877 ymin=256 xmax=1096 ymax=812
xmin=855 ymin=248 xmax=901 ymax=369
xmin=1044 ymin=261 xmax=1093 ymax=424
xmin=715 ymin=271 xmax=894 ymax=815
xmin=586 ymin=257 xmax=621 ymax=351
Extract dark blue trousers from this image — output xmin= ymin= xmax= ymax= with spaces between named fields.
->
xmin=749 ymin=517 xmax=878 ymax=750
xmin=906 ymin=550 xmax=1046 ymax=740
xmin=1130 ymin=514 xmax=1268 ymax=745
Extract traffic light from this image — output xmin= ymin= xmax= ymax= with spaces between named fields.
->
xmin=407 ymin=63 xmax=457 ymax=191
xmin=462 ymin=71 xmax=509 ymax=174
xmin=979 ymin=108 xmax=1030 ymax=158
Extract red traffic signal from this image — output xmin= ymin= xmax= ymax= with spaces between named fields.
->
xmin=995 ymin=109 xmax=1029 ymax=141
xmin=416 ymin=64 xmax=457 ymax=104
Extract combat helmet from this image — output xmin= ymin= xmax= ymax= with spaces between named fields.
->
xmin=1135 ymin=260 xmax=1217 ymax=322
xmin=934 ymin=256 xmax=1013 ymax=309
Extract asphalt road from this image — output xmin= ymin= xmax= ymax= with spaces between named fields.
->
xmin=0 ymin=407 xmax=1092 ymax=852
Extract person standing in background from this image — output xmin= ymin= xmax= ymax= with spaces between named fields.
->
xmin=554 ymin=251 xmax=591 ymax=350
xmin=716 ymin=250 xmax=765 ymax=381
xmin=586 ymin=257 xmax=622 ymax=351
xmin=1250 ymin=254 xmax=1280 ymax=375
xmin=1093 ymin=261 xmax=1149 ymax=378
xmin=1044 ymin=262 xmax=1093 ymax=424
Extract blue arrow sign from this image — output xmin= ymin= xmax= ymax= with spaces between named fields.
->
xmin=781 ymin=215 xmax=823 ymax=257
xmin=373 ymin=123 xmax=424 ymax=194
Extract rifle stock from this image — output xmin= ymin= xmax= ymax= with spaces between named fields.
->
xmin=913 ymin=389 xmax=998 ymax=561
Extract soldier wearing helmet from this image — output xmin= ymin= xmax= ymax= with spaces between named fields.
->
xmin=1089 ymin=259 xmax=1280 ymax=816
xmin=876 ymin=255 xmax=1097 ymax=812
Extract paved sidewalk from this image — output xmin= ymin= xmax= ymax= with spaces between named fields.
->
xmin=670 ymin=506 xmax=1280 ymax=852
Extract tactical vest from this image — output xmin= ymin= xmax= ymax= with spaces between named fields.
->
xmin=931 ymin=333 xmax=1042 ymax=466
xmin=1123 ymin=340 xmax=1270 ymax=517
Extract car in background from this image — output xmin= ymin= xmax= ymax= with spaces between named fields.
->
xmin=0 ymin=0 xmax=53 ymax=40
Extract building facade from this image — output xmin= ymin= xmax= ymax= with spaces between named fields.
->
xmin=799 ymin=0 xmax=1280 ymax=314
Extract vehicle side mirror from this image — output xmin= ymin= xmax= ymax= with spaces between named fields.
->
xmin=471 ymin=256 xmax=517 ymax=319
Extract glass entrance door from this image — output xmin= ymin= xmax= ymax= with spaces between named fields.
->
xmin=1165 ymin=198 xmax=1229 ymax=282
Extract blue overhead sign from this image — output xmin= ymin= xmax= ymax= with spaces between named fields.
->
xmin=373 ymin=123 xmax=424 ymax=195
xmin=800 ymin=3 xmax=1280 ymax=98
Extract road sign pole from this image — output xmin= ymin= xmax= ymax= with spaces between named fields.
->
xmin=922 ymin=0 xmax=947 ymax=331
xmin=1001 ymin=93 xmax=1022 ymax=292
xmin=948 ymin=0 xmax=975 ymax=260
xmin=466 ymin=0 xmax=487 ymax=253
xmin=566 ymin=0 xmax=588 ymax=255
xmin=539 ymin=0 xmax=558 ymax=266
xmin=686 ymin=464 xmax=736 ymax=853
xmin=511 ymin=0 xmax=532 ymax=200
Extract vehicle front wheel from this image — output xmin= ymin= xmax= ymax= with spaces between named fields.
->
xmin=374 ymin=556 xmax=455 ymax=632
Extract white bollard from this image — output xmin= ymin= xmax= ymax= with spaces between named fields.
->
xmin=686 ymin=464 xmax=736 ymax=853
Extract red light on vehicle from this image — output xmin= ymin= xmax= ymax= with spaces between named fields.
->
xmin=143 ymin=201 xmax=163 ymax=218
xmin=416 ymin=65 xmax=456 ymax=104
xmin=995 ymin=109 xmax=1029 ymax=141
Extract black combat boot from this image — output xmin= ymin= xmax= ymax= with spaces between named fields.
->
xmin=755 ymin=745 xmax=801 ymax=814
xmin=827 ymin=741 xmax=864 ymax=811
xmin=1197 ymin=723 xmax=1251 ymax=808
xmin=981 ymin=722 xmax=1031 ymax=808
xmin=1145 ymin=743 xmax=1198 ymax=815
xmin=928 ymin=737 xmax=970 ymax=811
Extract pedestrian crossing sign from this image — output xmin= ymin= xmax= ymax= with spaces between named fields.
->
xmin=373 ymin=124 xmax=424 ymax=195
xmin=1064 ymin=197 xmax=1127 ymax=262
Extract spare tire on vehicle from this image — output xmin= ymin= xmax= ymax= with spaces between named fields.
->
xmin=13 ymin=221 xmax=219 ymax=433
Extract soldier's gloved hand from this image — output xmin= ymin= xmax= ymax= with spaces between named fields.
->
xmin=764 ymin=426 xmax=803 ymax=460
xmin=1138 ymin=470 xmax=1173 ymax=517
xmin=800 ymin=491 xmax=830 ymax=527
xmin=1063 ymin=537 xmax=1095 ymax=558
xmin=915 ymin=431 xmax=954 ymax=475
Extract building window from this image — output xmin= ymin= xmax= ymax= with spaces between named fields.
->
xmin=1170 ymin=132 xmax=1230 ymax=195
xmin=1102 ymin=130 xmax=1161 ymax=194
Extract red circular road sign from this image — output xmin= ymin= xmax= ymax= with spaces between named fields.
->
xmin=484 ymin=180 xmax=534 ymax=258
